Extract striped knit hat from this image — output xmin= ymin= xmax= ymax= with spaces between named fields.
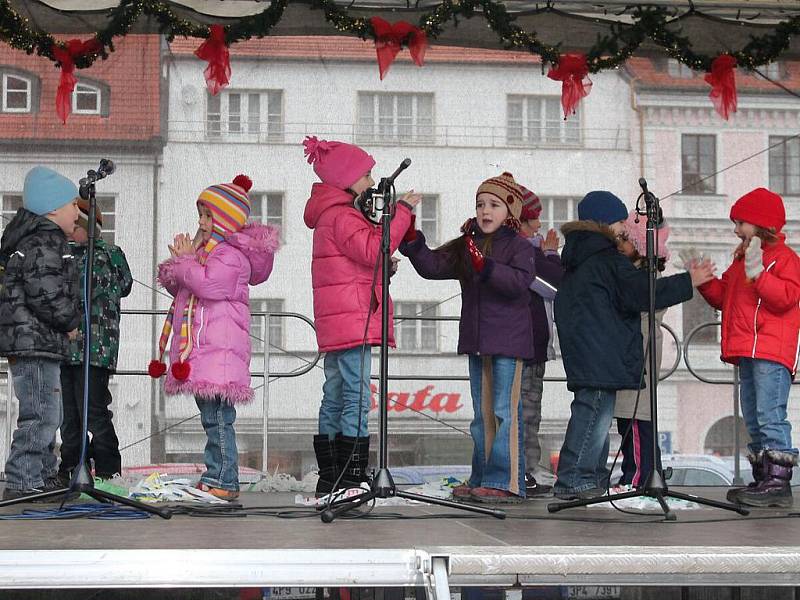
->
xmin=476 ymin=172 xmax=524 ymax=232
xmin=519 ymin=184 xmax=542 ymax=221
xmin=149 ymin=175 xmax=253 ymax=382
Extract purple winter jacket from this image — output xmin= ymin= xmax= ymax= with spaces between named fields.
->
xmin=400 ymin=226 xmax=536 ymax=359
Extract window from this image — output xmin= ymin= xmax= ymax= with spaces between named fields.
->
xmin=250 ymin=298 xmax=284 ymax=352
xmin=95 ymin=196 xmax=116 ymax=245
xmin=206 ymin=90 xmax=283 ymax=140
xmin=539 ymin=196 xmax=578 ymax=241
xmin=1 ymin=194 xmax=22 ymax=232
xmin=396 ymin=302 xmax=438 ymax=352
xmin=666 ymin=59 xmax=696 ymax=79
xmin=417 ymin=195 xmax=438 ymax=245
xmin=769 ymin=136 xmax=800 ymax=196
xmin=704 ymin=416 xmax=749 ymax=458
xmin=507 ymin=95 xmax=580 ymax=146
xmin=250 ymin=192 xmax=283 ymax=230
xmin=765 ymin=61 xmax=784 ymax=80
xmin=682 ymin=292 xmax=718 ymax=344
xmin=2 ymin=73 xmax=31 ymax=112
xmin=681 ymin=134 xmax=716 ymax=194
xmin=72 ymin=83 xmax=101 ymax=114
xmin=357 ymin=93 xmax=434 ymax=144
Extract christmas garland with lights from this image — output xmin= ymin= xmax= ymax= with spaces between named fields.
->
xmin=0 ymin=0 xmax=798 ymax=74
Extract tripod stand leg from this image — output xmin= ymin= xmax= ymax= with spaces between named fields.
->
xmin=0 ymin=486 xmax=75 ymax=507
xmin=85 ymin=487 xmax=172 ymax=519
xmin=320 ymin=488 xmax=376 ymax=523
xmin=651 ymin=491 xmax=675 ymax=521
xmin=396 ymin=490 xmax=505 ymax=519
xmin=547 ymin=489 xmax=640 ymax=513
xmin=666 ymin=489 xmax=749 ymax=516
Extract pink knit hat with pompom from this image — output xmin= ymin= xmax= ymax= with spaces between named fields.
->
xmin=624 ymin=210 xmax=670 ymax=260
xmin=303 ymin=136 xmax=375 ymax=190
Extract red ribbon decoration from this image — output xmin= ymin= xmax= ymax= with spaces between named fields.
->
xmin=194 ymin=24 xmax=231 ymax=96
xmin=52 ymin=38 xmax=102 ymax=124
xmin=704 ymin=54 xmax=738 ymax=120
xmin=370 ymin=16 xmax=428 ymax=80
xmin=546 ymin=53 xmax=593 ymax=120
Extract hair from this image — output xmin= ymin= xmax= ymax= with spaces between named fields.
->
xmin=754 ymin=225 xmax=779 ymax=244
xmin=434 ymin=231 xmax=497 ymax=285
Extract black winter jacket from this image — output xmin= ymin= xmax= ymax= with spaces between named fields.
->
xmin=0 ymin=208 xmax=80 ymax=360
xmin=554 ymin=221 xmax=692 ymax=392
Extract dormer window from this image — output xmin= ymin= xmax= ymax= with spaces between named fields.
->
xmin=2 ymin=73 xmax=31 ymax=112
xmin=73 ymin=82 xmax=101 ymax=115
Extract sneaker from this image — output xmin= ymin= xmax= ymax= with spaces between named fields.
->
xmin=469 ymin=486 xmax=524 ymax=504
xmin=524 ymin=473 xmax=553 ymax=498
xmin=451 ymin=483 xmax=473 ymax=499
xmin=553 ymin=487 xmax=607 ymax=501
xmin=197 ymin=482 xmax=240 ymax=501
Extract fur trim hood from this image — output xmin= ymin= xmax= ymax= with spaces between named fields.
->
xmin=560 ymin=220 xmax=619 ymax=272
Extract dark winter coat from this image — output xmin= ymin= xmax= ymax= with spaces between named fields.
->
xmin=0 ymin=208 xmax=80 ymax=360
xmin=530 ymin=243 xmax=564 ymax=363
xmin=400 ymin=226 xmax=536 ymax=359
xmin=554 ymin=221 xmax=692 ymax=392
xmin=66 ymin=239 xmax=133 ymax=372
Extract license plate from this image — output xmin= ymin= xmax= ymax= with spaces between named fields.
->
xmin=268 ymin=587 xmax=317 ymax=599
xmin=565 ymin=586 xmax=621 ymax=599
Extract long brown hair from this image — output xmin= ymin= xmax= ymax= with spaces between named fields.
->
xmin=434 ymin=231 xmax=497 ymax=285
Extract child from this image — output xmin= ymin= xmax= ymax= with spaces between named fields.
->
xmin=149 ymin=175 xmax=280 ymax=501
xmin=553 ymin=191 xmax=713 ymax=501
xmin=695 ymin=188 xmax=800 ymax=508
xmin=401 ymin=172 xmax=536 ymax=503
xmin=0 ymin=166 xmax=80 ymax=500
xmin=302 ymin=136 xmax=420 ymax=496
xmin=518 ymin=185 xmax=563 ymax=497
xmin=58 ymin=199 xmax=132 ymax=486
xmin=613 ymin=210 xmax=671 ymax=490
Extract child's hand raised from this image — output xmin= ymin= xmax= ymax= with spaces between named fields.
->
xmin=169 ymin=233 xmax=196 ymax=257
xmin=400 ymin=190 xmax=422 ymax=208
xmin=542 ymin=229 xmax=560 ymax=252
xmin=688 ymin=258 xmax=716 ymax=288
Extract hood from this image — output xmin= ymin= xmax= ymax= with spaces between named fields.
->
xmin=560 ymin=220 xmax=618 ymax=271
xmin=0 ymin=208 xmax=60 ymax=255
xmin=303 ymin=182 xmax=355 ymax=229
xmin=225 ymin=222 xmax=281 ymax=285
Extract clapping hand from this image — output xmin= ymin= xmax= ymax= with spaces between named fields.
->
xmin=677 ymin=247 xmax=704 ymax=270
xmin=688 ymin=258 xmax=716 ymax=288
xmin=169 ymin=233 xmax=196 ymax=257
xmin=542 ymin=229 xmax=559 ymax=252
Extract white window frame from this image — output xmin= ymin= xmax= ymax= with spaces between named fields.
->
xmin=1 ymin=194 xmax=22 ymax=234
xmin=768 ymin=135 xmax=800 ymax=197
xmin=249 ymin=191 xmax=284 ymax=232
xmin=72 ymin=82 xmax=101 ymax=115
xmin=396 ymin=302 xmax=438 ymax=352
xmin=250 ymin=298 xmax=284 ymax=353
xmin=417 ymin=194 xmax=438 ymax=246
xmin=681 ymin=133 xmax=717 ymax=195
xmin=357 ymin=92 xmax=435 ymax=145
xmin=507 ymin=95 xmax=581 ymax=146
xmin=206 ymin=90 xmax=283 ymax=140
xmin=2 ymin=73 xmax=31 ymax=113
xmin=539 ymin=196 xmax=578 ymax=241
xmin=666 ymin=59 xmax=695 ymax=79
xmin=95 ymin=195 xmax=116 ymax=245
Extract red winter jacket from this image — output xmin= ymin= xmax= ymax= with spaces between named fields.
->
xmin=698 ymin=234 xmax=800 ymax=374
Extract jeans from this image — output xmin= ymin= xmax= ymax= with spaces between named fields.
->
xmin=196 ymin=396 xmax=239 ymax=491
xmin=4 ymin=358 xmax=63 ymax=491
xmin=554 ymin=388 xmax=616 ymax=494
xmin=521 ymin=361 xmax=546 ymax=474
xmin=59 ymin=365 xmax=121 ymax=478
xmin=467 ymin=355 xmax=525 ymax=496
xmin=739 ymin=358 xmax=797 ymax=455
xmin=319 ymin=346 xmax=371 ymax=439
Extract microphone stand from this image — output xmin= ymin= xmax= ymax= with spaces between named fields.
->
xmin=0 ymin=161 xmax=171 ymax=518
xmin=321 ymin=160 xmax=505 ymax=523
xmin=547 ymin=179 xmax=748 ymax=520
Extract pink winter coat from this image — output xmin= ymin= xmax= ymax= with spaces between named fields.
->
xmin=303 ymin=183 xmax=413 ymax=352
xmin=157 ymin=223 xmax=280 ymax=404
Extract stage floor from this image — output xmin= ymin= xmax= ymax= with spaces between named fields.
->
xmin=0 ymin=486 xmax=798 ymax=593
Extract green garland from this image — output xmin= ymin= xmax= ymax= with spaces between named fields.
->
xmin=0 ymin=0 xmax=798 ymax=75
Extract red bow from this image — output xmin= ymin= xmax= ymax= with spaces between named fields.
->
xmin=370 ymin=17 xmax=427 ymax=80
xmin=51 ymin=38 xmax=102 ymax=124
xmin=194 ymin=24 xmax=231 ymax=96
xmin=547 ymin=53 xmax=593 ymax=120
xmin=704 ymin=54 xmax=737 ymax=120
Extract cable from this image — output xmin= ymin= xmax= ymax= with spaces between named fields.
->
xmin=0 ymin=502 xmax=152 ymax=521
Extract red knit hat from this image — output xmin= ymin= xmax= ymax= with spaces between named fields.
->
xmin=730 ymin=188 xmax=785 ymax=232
xmin=519 ymin=184 xmax=542 ymax=221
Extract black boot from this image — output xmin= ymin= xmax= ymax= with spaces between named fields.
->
xmin=726 ymin=451 xmax=765 ymax=502
xmin=338 ymin=435 xmax=371 ymax=489
xmin=313 ymin=434 xmax=340 ymax=498
xmin=737 ymin=450 xmax=796 ymax=508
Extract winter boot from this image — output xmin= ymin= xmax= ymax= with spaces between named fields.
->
xmin=338 ymin=435 xmax=371 ymax=489
xmin=736 ymin=450 xmax=796 ymax=508
xmin=726 ymin=451 xmax=765 ymax=502
xmin=313 ymin=434 xmax=341 ymax=498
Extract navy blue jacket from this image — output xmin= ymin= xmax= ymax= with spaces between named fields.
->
xmin=554 ymin=221 xmax=693 ymax=392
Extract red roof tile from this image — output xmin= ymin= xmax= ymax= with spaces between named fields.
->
xmin=0 ymin=34 xmax=162 ymax=143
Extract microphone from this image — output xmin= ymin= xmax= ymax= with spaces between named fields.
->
xmin=638 ymin=177 xmax=649 ymax=195
xmin=79 ymin=159 xmax=116 ymax=200
xmin=98 ymin=159 xmax=115 ymax=177
xmin=385 ymin=158 xmax=411 ymax=187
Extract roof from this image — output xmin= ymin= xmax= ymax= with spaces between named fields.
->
xmin=0 ymin=34 xmax=162 ymax=144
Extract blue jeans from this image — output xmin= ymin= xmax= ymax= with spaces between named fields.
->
xmin=554 ymin=388 xmax=616 ymax=495
xmin=196 ymin=397 xmax=239 ymax=491
xmin=739 ymin=358 xmax=797 ymax=455
xmin=4 ymin=358 xmax=63 ymax=491
xmin=467 ymin=355 xmax=525 ymax=496
xmin=319 ymin=346 xmax=371 ymax=439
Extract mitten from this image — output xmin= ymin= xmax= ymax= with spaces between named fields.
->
xmin=744 ymin=236 xmax=764 ymax=280
xmin=403 ymin=214 xmax=418 ymax=243
xmin=465 ymin=235 xmax=485 ymax=272
xmin=676 ymin=247 xmax=702 ymax=270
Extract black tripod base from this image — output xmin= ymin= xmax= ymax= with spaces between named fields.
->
xmin=320 ymin=468 xmax=506 ymax=522
xmin=547 ymin=486 xmax=749 ymax=519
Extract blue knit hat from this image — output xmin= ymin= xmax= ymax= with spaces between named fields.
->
xmin=577 ymin=191 xmax=628 ymax=225
xmin=23 ymin=166 xmax=78 ymax=216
